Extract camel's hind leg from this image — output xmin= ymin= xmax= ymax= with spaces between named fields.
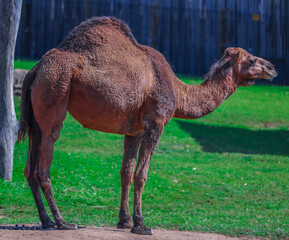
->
xmin=36 ymin=130 xmax=77 ymax=230
xmin=25 ymin=128 xmax=55 ymax=229
xmin=117 ymin=135 xmax=142 ymax=229
xmin=30 ymin=85 xmax=76 ymax=230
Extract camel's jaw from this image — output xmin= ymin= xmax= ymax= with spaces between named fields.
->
xmin=240 ymin=65 xmax=277 ymax=87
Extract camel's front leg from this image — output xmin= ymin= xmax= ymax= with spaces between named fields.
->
xmin=117 ymin=135 xmax=142 ymax=229
xmin=131 ymin=121 xmax=164 ymax=235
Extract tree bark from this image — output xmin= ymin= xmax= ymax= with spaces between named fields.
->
xmin=0 ymin=0 xmax=23 ymax=180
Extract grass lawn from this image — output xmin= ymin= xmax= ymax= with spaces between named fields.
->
xmin=14 ymin=59 xmax=38 ymax=70
xmin=0 ymin=62 xmax=288 ymax=239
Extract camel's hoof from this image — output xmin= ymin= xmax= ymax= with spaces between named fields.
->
xmin=42 ymin=220 xmax=56 ymax=229
xmin=57 ymin=223 xmax=78 ymax=230
xmin=131 ymin=225 xmax=153 ymax=235
xmin=117 ymin=220 xmax=133 ymax=229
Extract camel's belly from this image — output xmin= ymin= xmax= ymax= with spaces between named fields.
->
xmin=68 ymin=106 xmax=140 ymax=135
xmin=67 ymin=83 xmax=144 ymax=135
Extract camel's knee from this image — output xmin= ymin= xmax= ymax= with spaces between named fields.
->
xmin=39 ymin=179 xmax=51 ymax=190
xmin=33 ymin=171 xmax=50 ymax=190
xmin=134 ymin=175 xmax=147 ymax=186
xmin=121 ymin=167 xmax=134 ymax=178
xmin=121 ymin=168 xmax=134 ymax=185
xmin=50 ymin=124 xmax=63 ymax=142
xmin=121 ymin=157 xmax=135 ymax=180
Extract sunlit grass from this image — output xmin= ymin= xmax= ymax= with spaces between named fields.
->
xmin=14 ymin=59 xmax=38 ymax=70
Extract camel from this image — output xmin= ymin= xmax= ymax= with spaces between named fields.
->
xmin=18 ymin=17 xmax=277 ymax=235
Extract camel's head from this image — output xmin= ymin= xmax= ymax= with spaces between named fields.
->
xmin=224 ymin=47 xmax=277 ymax=86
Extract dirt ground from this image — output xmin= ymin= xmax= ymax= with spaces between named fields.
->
xmin=0 ymin=225 xmax=265 ymax=240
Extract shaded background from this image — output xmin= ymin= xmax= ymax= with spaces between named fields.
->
xmin=15 ymin=0 xmax=288 ymax=85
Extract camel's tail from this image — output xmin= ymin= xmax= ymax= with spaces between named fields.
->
xmin=17 ymin=66 xmax=38 ymax=142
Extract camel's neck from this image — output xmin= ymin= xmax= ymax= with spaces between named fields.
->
xmin=173 ymin=72 xmax=238 ymax=119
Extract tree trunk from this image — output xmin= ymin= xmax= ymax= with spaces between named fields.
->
xmin=0 ymin=0 xmax=23 ymax=180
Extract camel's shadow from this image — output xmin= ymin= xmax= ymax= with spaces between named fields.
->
xmin=176 ymin=120 xmax=289 ymax=156
xmin=0 ymin=225 xmax=86 ymax=231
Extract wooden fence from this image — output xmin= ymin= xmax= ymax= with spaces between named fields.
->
xmin=15 ymin=0 xmax=289 ymax=85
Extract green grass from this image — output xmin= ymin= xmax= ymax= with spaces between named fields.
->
xmin=0 ymin=61 xmax=289 ymax=239
xmin=14 ymin=59 xmax=38 ymax=70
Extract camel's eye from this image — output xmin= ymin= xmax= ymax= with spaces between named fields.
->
xmin=249 ymin=59 xmax=255 ymax=65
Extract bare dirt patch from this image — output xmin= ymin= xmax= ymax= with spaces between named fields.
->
xmin=0 ymin=225 xmax=264 ymax=240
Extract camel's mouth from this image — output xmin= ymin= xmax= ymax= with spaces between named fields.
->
xmin=263 ymin=70 xmax=278 ymax=80
xmin=243 ymin=69 xmax=278 ymax=86
xmin=260 ymin=66 xmax=278 ymax=81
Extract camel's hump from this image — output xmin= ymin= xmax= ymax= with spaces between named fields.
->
xmin=58 ymin=17 xmax=138 ymax=51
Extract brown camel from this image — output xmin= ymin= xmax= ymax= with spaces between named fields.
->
xmin=18 ymin=17 xmax=277 ymax=235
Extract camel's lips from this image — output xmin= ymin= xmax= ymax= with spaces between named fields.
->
xmin=264 ymin=72 xmax=278 ymax=81
xmin=263 ymin=69 xmax=278 ymax=81
xmin=251 ymin=70 xmax=278 ymax=82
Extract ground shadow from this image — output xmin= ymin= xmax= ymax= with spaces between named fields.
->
xmin=0 ymin=225 xmax=86 ymax=230
xmin=0 ymin=225 xmax=43 ymax=230
xmin=176 ymin=120 xmax=289 ymax=156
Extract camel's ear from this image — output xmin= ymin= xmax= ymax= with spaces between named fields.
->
xmin=224 ymin=47 xmax=239 ymax=57
xmin=224 ymin=48 xmax=233 ymax=56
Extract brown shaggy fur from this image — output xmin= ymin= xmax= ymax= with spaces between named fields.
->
xmin=18 ymin=17 xmax=277 ymax=234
